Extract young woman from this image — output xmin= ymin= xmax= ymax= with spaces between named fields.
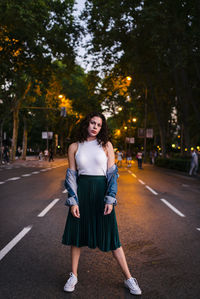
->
xmin=62 ymin=112 xmax=142 ymax=296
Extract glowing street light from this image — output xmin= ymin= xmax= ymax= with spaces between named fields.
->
xmin=126 ymin=76 xmax=132 ymax=81
xmin=132 ymin=118 xmax=137 ymax=122
xmin=58 ymin=94 xmax=64 ymax=99
xmin=118 ymin=107 xmax=123 ymax=111
xmin=124 ymin=126 xmax=127 ymax=130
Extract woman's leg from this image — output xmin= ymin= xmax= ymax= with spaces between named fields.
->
xmin=112 ymin=246 xmax=131 ymax=279
xmin=71 ymin=246 xmax=81 ymax=277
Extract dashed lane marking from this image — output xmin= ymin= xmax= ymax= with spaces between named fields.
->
xmin=131 ymin=173 xmax=137 ymax=178
xmin=196 ymin=228 xmax=200 ymax=231
xmin=0 ymin=225 xmax=32 ymax=261
xmin=31 ymin=171 xmax=40 ymax=174
xmin=138 ymin=179 xmax=145 ymax=185
xmin=160 ymin=198 xmax=185 ymax=217
xmin=21 ymin=174 xmax=32 ymax=177
xmin=37 ymin=198 xmax=60 ymax=217
xmin=6 ymin=177 xmax=20 ymax=181
xmin=145 ymin=185 xmax=158 ymax=195
xmin=0 ymin=182 xmax=5 ymax=184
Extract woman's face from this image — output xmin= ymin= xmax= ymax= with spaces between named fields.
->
xmin=88 ymin=116 xmax=102 ymax=137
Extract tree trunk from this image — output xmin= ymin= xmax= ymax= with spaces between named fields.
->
xmin=22 ymin=116 xmax=28 ymax=160
xmin=60 ymin=133 xmax=64 ymax=155
xmin=11 ymin=102 xmax=20 ymax=161
xmin=151 ymin=88 xmax=167 ymax=157
xmin=0 ymin=120 xmax=3 ymax=163
xmin=159 ymin=125 xmax=166 ymax=157
xmin=173 ymin=68 xmax=190 ymax=150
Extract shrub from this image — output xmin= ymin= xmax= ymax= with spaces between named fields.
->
xmin=155 ymin=157 xmax=199 ymax=173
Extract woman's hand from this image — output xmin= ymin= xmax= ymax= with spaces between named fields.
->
xmin=71 ymin=205 xmax=80 ymax=218
xmin=104 ymin=204 xmax=113 ymax=215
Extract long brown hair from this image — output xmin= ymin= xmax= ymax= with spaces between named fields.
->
xmin=75 ymin=112 xmax=109 ymax=146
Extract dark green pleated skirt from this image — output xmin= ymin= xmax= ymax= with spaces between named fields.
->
xmin=62 ymin=175 xmax=121 ymax=252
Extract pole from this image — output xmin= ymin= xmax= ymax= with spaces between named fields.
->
xmin=0 ymin=121 xmax=3 ymax=163
xmin=46 ymin=127 xmax=49 ymax=151
xmin=144 ymin=87 xmax=147 ymax=163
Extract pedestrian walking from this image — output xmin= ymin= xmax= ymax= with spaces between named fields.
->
xmin=44 ymin=148 xmax=49 ymax=161
xmin=38 ymin=151 xmax=43 ymax=161
xmin=189 ymin=149 xmax=199 ymax=176
xmin=49 ymin=148 xmax=54 ymax=162
xmin=136 ymin=150 xmax=143 ymax=169
xmin=126 ymin=149 xmax=132 ymax=167
xmin=116 ymin=150 xmax=123 ymax=167
xmin=3 ymin=146 xmax=10 ymax=164
xmin=62 ymin=112 xmax=142 ymax=295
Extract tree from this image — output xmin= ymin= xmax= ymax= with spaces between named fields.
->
xmin=0 ymin=0 xmax=79 ymax=160
xmin=82 ymin=0 xmax=200 ymax=155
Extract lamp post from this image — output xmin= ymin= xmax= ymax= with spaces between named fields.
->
xmin=144 ymin=87 xmax=147 ymax=163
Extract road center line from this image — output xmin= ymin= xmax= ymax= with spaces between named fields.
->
xmin=37 ymin=198 xmax=60 ymax=217
xmin=138 ymin=179 xmax=145 ymax=185
xmin=31 ymin=171 xmax=40 ymax=174
xmin=6 ymin=177 xmax=20 ymax=181
xmin=131 ymin=173 xmax=137 ymax=178
xmin=160 ymin=198 xmax=185 ymax=217
xmin=196 ymin=228 xmax=200 ymax=231
xmin=0 ymin=226 xmax=32 ymax=261
xmin=145 ymin=185 xmax=158 ymax=195
xmin=21 ymin=174 xmax=32 ymax=177
xmin=127 ymin=170 xmax=132 ymax=174
xmin=0 ymin=181 xmax=5 ymax=184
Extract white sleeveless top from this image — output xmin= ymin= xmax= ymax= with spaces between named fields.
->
xmin=75 ymin=139 xmax=108 ymax=175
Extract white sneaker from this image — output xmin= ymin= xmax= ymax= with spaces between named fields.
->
xmin=124 ymin=277 xmax=142 ymax=295
xmin=63 ymin=272 xmax=78 ymax=292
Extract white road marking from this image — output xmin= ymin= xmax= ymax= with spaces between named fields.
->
xmin=131 ymin=173 xmax=137 ymax=178
xmin=37 ymin=198 xmax=60 ymax=217
xmin=0 ymin=181 xmax=5 ymax=184
xmin=40 ymin=169 xmax=48 ymax=172
xmin=62 ymin=189 xmax=68 ymax=193
xmin=0 ymin=226 xmax=32 ymax=261
xmin=160 ymin=198 xmax=185 ymax=217
xmin=127 ymin=170 xmax=132 ymax=174
xmin=31 ymin=171 xmax=39 ymax=174
xmin=138 ymin=179 xmax=145 ymax=185
xmin=182 ymin=184 xmax=189 ymax=187
xmin=6 ymin=177 xmax=20 ymax=181
xmin=21 ymin=174 xmax=32 ymax=177
xmin=145 ymin=185 xmax=158 ymax=195
xmin=196 ymin=228 xmax=200 ymax=231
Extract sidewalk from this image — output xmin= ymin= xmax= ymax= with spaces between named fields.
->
xmin=0 ymin=157 xmax=68 ymax=169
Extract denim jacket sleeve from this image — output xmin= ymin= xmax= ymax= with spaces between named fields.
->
xmin=64 ymin=168 xmax=79 ymax=206
xmin=104 ymin=164 xmax=118 ymax=206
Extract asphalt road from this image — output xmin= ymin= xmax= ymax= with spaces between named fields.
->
xmin=0 ymin=160 xmax=200 ymax=299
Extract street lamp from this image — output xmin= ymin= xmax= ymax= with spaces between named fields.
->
xmin=126 ymin=76 xmax=132 ymax=81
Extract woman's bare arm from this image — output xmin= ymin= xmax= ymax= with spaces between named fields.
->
xmin=104 ymin=141 xmax=115 ymax=215
xmin=68 ymin=143 xmax=78 ymax=170
xmin=106 ymin=141 xmax=115 ymax=168
xmin=68 ymin=143 xmax=80 ymax=218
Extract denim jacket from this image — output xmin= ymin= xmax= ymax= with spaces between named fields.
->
xmin=64 ymin=164 xmax=118 ymax=206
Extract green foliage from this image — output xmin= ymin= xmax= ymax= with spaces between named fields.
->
xmin=155 ymin=157 xmax=200 ymax=173
xmin=82 ymin=0 xmax=200 ymax=153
